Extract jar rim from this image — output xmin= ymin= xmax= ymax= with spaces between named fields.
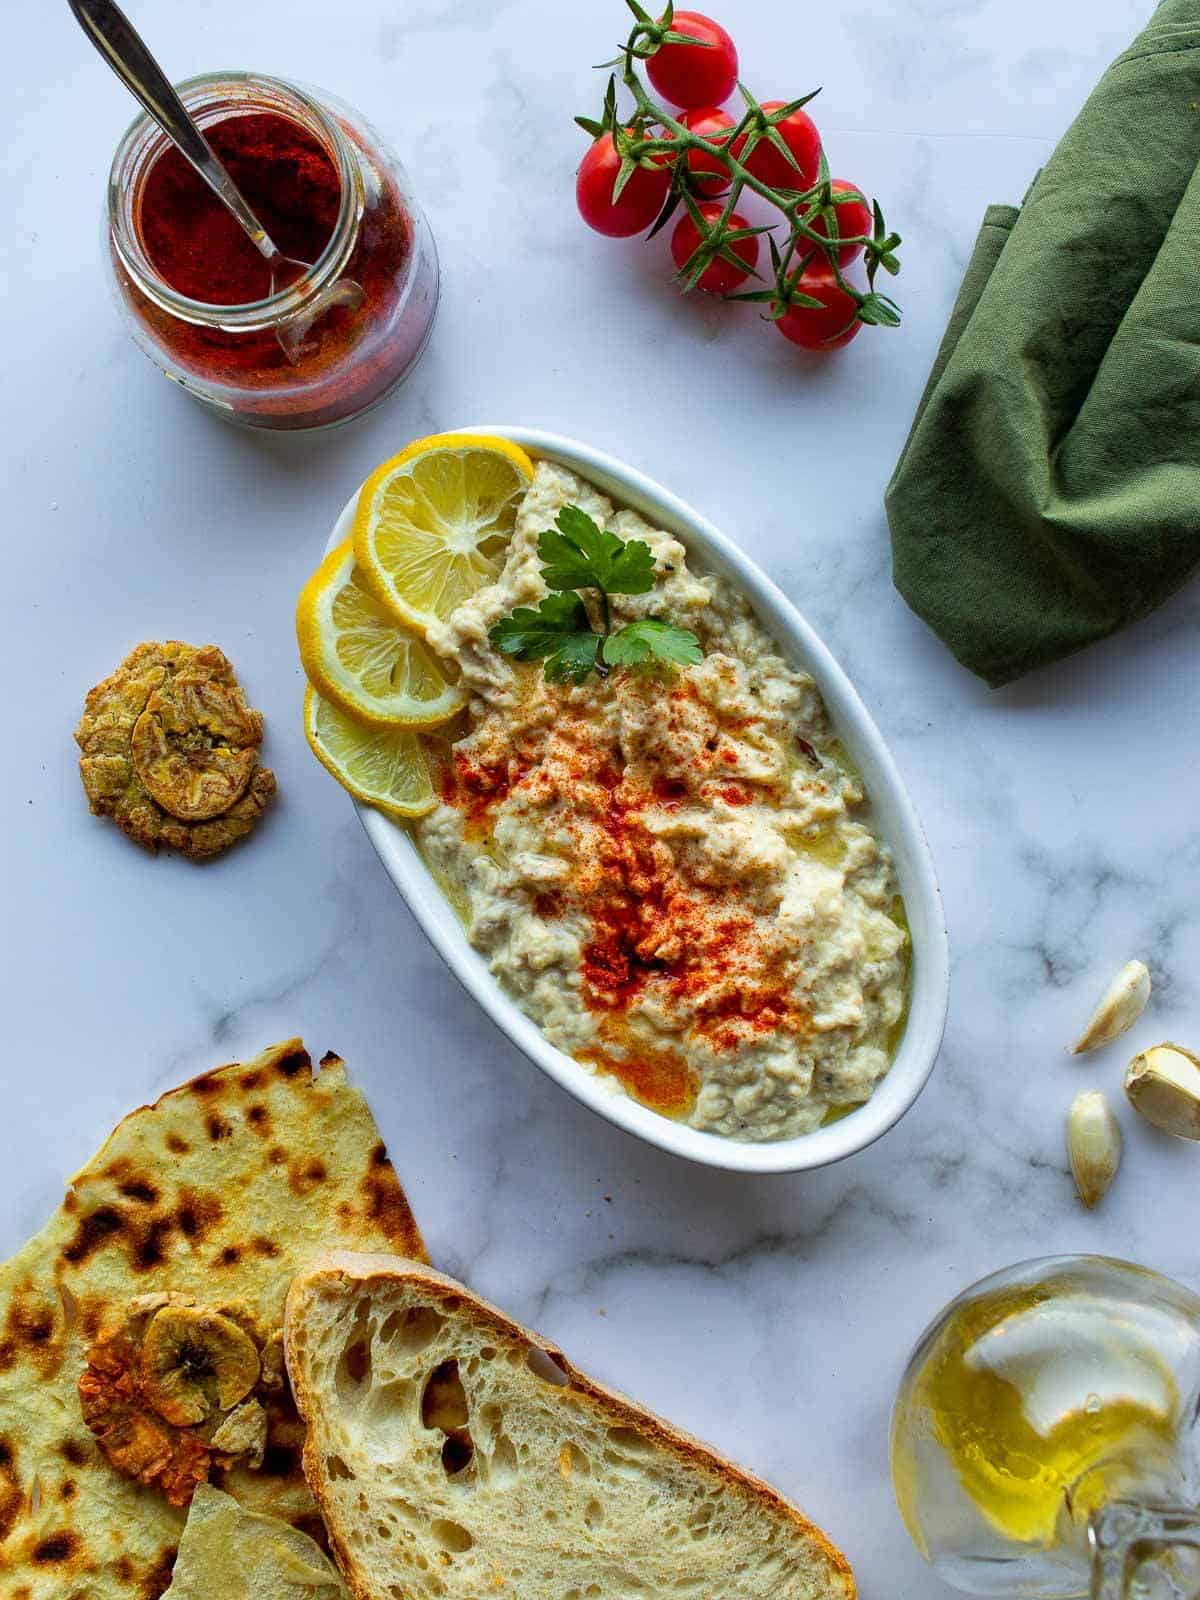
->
xmin=107 ymin=71 xmax=363 ymax=331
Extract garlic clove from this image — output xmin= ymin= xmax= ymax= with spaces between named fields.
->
xmin=1068 ymin=1090 xmax=1122 ymax=1208
xmin=1124 ymin=1043 xmax=1200 ymax=1141
xmin=1072 ymin=960 xmax=1151 ymax=1055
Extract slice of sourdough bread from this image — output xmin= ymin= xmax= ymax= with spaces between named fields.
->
xmin=285 ymin=1252 xmax=855 ymax=1600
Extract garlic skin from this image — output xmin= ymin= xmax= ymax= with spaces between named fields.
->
xmin=1072 ymin=960 xmax=1151 ymax=1055
xmin=1068 ymin=1091 xmax=1123 ymax=1208
xmin=1125 ymin=1044 xmax=1200 ymax=1140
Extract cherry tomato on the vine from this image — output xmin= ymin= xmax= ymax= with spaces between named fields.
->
xmin=671 ymin=202 xmax=758 ymax=294
xmin=646 ymin=11 xmax=739 ymax=110
xmin=678 ymin=106 xmax=735 ymax=195
xmin=734 ymin=101 xmax=821 ymax=192
xmin=576 ymin=131 xmax=672 ymax=238
xmin=774 ymin=266 xmax=861 ymax=350
xmin=810 ymin=180 xmax=873 ymax=266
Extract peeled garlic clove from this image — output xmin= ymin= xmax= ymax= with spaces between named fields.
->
xmin=1068 ymin=1090 xmax=1122 ymax=1208
xmin=1125 ymin=1044 xmax=1200 ymax=1140
xmin=1072 ymin=960 xmax=1151 ymax=1054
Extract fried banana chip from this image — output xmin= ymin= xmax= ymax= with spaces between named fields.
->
xmin=79 ymin=1294 xmax=277 ymax=1506
xmin=132 ymin=664 xmax=263 ymax=821
xmin=76 ymin=641 xmax=276 ymax=859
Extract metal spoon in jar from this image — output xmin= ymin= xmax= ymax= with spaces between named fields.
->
xmin=68 ymin=0 xmax=310 ymax=295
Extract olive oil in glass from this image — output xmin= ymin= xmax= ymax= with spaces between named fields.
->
xmin=891 ymin=1257 xmax=1200 ymax=1599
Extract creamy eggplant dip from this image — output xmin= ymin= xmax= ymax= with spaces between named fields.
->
xmin=417 ymin=462 xmax=909 ymax=1142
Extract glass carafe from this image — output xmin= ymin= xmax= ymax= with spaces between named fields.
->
xmin=891 ymin=1257 xmax=1200 ymax=1599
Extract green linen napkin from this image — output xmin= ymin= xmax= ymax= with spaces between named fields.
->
xmin=886 ymin=0 xmax=1200 ymax=687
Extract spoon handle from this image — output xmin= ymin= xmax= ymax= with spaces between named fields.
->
xmin=68 ymin=0 xmax=279 ymax=262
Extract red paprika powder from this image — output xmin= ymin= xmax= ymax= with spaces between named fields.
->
xmin=139 ymin=112 xmax=342 ymax=304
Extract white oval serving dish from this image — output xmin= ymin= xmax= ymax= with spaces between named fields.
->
xmin=328 ymin=426 xmax=949 ymax=1174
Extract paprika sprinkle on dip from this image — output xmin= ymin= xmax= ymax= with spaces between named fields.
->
xmin=106 ymin=74 xmax=439 ymax=431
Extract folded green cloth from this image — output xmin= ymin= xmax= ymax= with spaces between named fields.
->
xmin=886 ymin=0 xmax=1200 ymax=687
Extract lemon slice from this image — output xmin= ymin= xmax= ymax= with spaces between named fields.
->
xmin=297 ymin=541 xmax=466 ymax=729
xmin=353 ymin=432 xmax=534 ymax=635
xmin=304 ymin=686 xmax=441 ymax=820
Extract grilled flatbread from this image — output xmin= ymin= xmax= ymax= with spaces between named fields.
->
xmin=0 ymin=1039 xmax=424 ymax=1599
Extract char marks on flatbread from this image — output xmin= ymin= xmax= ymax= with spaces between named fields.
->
xmin=0 ymin=1039 xmax=424 ymax=1599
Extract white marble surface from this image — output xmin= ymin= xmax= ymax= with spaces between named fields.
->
xmin=2 ymin=0 xmax=1196 ymax=1594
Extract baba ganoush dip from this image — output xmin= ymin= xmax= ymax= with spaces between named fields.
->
xmin=417 ymin=462 xmax=909 ymax=1142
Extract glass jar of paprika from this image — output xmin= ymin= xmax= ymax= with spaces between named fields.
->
xmin=106 ymin=73 xmax=438 ymax=431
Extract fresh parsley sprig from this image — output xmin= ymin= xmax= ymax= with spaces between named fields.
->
xmin=489 ymin=505 xmax=703 ymax=685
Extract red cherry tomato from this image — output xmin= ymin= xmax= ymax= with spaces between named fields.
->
xmin=810 ymin=181 xmax=873 ymax=266
xmin=576 ymin=132 xmax=672 ymax=238
xmin=774 ymin=266 xmax=861 ymax=350
xmin=734 ymin=101 xmax=821 ymax=192
xmin=646 ymin=11 xmax=739 ymax=110
xmin=678 ymin=106 xmax=735 ymax=195
xmin=671 ymin=202 xmax=758 ymax=294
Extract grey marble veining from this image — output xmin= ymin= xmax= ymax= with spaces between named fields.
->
xmin=0 ymin=1 xmax=1191 ymax=1595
